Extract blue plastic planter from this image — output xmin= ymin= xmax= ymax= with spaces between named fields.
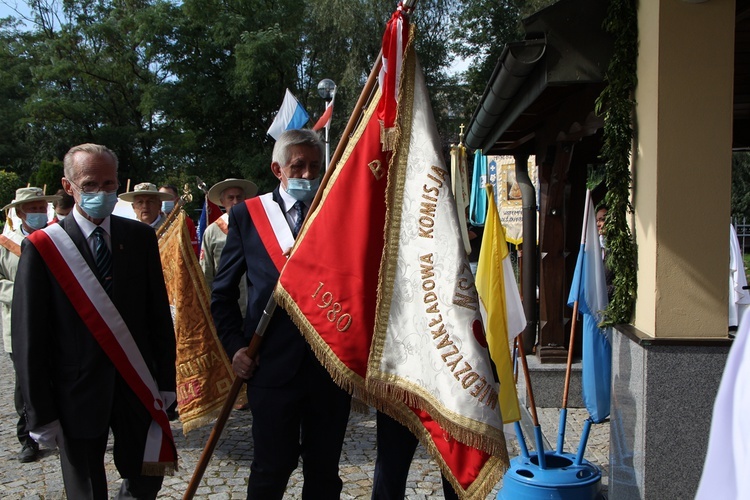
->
xmin=497 ymin=451 xmax=604 ymax=500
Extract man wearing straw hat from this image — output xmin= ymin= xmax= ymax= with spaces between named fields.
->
xmin=118 ymin=182 xmax=173 ymax=230
xmin=12 ymin=144 xmax=177 ymax=498
xmin=211 ymin=129 xmax=351 ymax=498
xmin=0 ymin=187 xmax=61 ymax=463
xmin=199 ymin=177 xmax=258 ymax=315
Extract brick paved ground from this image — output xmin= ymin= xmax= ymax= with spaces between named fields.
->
xmin=0 ymin=353 xmax=608 ymax=499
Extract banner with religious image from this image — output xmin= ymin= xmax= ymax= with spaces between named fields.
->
xmin=486 ymin=155 xmax=538 ymax=245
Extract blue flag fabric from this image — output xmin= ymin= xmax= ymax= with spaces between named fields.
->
xmin=567 ymin=193 xmax=612 ymax=423
xmin=469 ymin=149 xmax=487 ymax=226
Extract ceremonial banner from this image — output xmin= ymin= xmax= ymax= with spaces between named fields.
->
xmin=276 ymin=8 xmax=508 ymax=498
xmin=485 ymin=155 xmax=538 ymax=245
xmin=368 ymin=55 xmax=508 ymax=496
xmin=566 ymin=191 xmax=611 ymax=424
xmin=158 ymin=210 xmax=238 ymax=433
xmin=475 ymin=185 xmax=526 ymax=424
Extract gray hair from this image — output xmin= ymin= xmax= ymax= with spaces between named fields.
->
xmin=272 ymin=129 xmax=324 ymax=167
xmin=63 ymin=143 xmax=119 ymax=181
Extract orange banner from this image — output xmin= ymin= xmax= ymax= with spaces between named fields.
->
xmin=158 ymin=210 xmax=241 ymax=433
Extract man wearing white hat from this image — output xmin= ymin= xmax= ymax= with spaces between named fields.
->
xmin=0 ymin=187 xmax=61 ymax=463
xmin=118 ymin=182 xmax=173 ymax=230
xmin=199 ymin=178 xmax=258 ymax=318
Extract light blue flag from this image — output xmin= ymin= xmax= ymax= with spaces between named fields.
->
xmin=567 ymin=191 xmax=612 ymax=423
xmin=469 ymin=149 xmax=487 ymax=225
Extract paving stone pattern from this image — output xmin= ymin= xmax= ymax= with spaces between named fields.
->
xmin=0 ymin=353 xmax=608 ymax=499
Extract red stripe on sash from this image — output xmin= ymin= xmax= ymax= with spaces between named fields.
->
xmin=245 ymin=198 xmax=287 ymax=273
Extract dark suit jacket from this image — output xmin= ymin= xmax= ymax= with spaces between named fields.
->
xmin=11 ymin=215 xmax=175 ymax=440
xmin=211 ymin=187 xmax=309 ymax=387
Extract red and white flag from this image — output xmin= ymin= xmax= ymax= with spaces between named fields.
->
xmin=275 ymin=6 xmax=508 ymax=498
xmin=312 ymin=91 xmax=335 ymax=131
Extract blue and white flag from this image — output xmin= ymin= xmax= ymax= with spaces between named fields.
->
xmin=267 ymin=89 xmax=310 ymax=140
xmin=469 ymin=149 xmax=487 ymax=226
xmin=567 ymin=190 xmax=611 ymax=423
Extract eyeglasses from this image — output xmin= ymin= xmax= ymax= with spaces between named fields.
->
xmin=67 ymin=178 xmax=119 ymax=194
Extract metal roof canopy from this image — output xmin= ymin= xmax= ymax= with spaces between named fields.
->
xmin=465 ymin=0 xmax=613 ymax=154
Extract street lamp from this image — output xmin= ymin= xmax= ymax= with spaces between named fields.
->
xmin=317 ymin=78 xmax=336 ymax=169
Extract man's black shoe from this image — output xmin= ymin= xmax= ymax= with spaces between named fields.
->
xmin=19 ymin=441 xmax=39 ymax=463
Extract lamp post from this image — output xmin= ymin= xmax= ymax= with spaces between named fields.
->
xmin=317 ymin=78 xmax=336 ymax=169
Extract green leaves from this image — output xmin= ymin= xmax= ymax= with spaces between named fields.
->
xmin=597 ymin=0 xmax=638 ymax=326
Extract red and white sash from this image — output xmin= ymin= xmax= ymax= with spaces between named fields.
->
xmin=27 ymin=223 xmax=177 ymax=474
xmin=245 ymin=193 xmax=294 ymax=273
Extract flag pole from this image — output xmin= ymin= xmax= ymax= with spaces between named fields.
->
xmin=182 ymin=295 xmax=276 ymax=500
xmin=183 ymin=45 xmax=386 ymax=500
xmin=516 ymin=336 xmax=546 ymax=469
xmin=558 ymin=190 xmax=591 ymax=454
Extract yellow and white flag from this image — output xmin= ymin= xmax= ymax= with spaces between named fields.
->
xmin=475 ymin=185 xmax=526 ymax=423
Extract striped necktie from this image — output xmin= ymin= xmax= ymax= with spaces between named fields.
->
xmin=93 ymin=226 xmax=113 ymax=295
xmin=293 ymin=200 xmax=306 ymax=238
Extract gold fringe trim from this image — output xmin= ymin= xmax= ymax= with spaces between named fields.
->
xmin=377 ymin=396 xmax=509 ymax=500
xmin=274 ymin=286 xmax=373 ymax=405
xmin=380 ymin=122 xmax=399 ymax=152
xmin=366 ymin=378 xmax=507 ymax=457
xmin=351 ymin=398 xmax=370 ymax=414
xmin=141 ymin=460 xmax=178 ymax=477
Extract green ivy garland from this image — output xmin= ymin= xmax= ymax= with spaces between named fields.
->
xmin=595 ymin=0 xmax=638 ymax=326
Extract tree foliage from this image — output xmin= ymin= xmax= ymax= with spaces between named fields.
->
xmin=0 ymin=0 xmax=529 ymax=197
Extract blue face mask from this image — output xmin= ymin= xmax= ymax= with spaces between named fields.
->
xmin=284 ymin=175 xmax=320 ymax=203
xmin=79 ymin=191 xmax=119 ymax=219
xmin=24 ymin=212 xmax=48 ymax=230
xmin=162 ymin=200 xmax=175 ymax=214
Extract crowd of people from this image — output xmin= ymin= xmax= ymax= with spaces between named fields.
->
xmin=4 ymin=129 xmax=447 ymax=499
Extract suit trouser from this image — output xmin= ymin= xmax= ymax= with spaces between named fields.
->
xmin=372 ymin=411 xmax=459 ymax=500
xmin=59 ymin=381 xmax=164 ymax=500
xmin=247 ymin=354 xmax=351 ymax=500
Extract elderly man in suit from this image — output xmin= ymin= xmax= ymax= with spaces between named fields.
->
xmin=12 ymin=143 xmax=177 ymax=499
xmin=211 ymin=129 xmax=351 ymax=499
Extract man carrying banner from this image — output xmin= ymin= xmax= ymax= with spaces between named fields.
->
xmin=211 ymin=129 xmax=351 ymax=499
xmin=12 ymin=143 xmax=177 ymax=499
